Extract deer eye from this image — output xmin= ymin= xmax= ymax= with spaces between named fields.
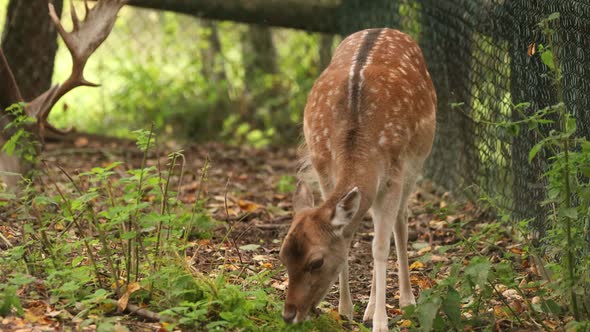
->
xmin=308 ymin=258 xmax=324 ymax=271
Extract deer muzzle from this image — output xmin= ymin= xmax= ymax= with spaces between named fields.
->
xmin=282 ymin=303 xmax=297 ymax=323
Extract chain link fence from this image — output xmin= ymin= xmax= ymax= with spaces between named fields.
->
xmin=2 ymin=0 xmax=589 ymax=232
xmin=341 ymin=0 xmax=589 ymax=235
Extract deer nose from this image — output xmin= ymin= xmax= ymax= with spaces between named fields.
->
xmin=282 ymin=303 xmax=297 ymax=323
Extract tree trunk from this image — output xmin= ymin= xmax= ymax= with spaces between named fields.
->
xmin=120 ymin=0 xmax=341 ymax=34
xmin=200 ymin=20 xmax=228 ymax=85
xmin=319 ymin=34 xmax=334 ymax=71
xmin=241 ymin=25 xmax=277 ymax=127
xmin=242 ymin=25 xmax=277 ymax=88
xmin=1 ymin=0 xmax=63 ymax=100
xmin=199 ymin=19 xmax=230 ymax=134
xmin=0 ymin=49 xmax=26 ymax=189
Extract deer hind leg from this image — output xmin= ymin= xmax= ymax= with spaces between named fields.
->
xmin=365 ymin=176 xmax=403 ymax=331
xmin=393 ymin=164 xmax=421 ymax=308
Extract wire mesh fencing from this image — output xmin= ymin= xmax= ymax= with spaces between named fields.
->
xmin=340 ymin=0 xmax=589 ymax=235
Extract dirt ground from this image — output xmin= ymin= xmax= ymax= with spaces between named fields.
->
xmin=1 ymin=134 xmax=527 ymax=331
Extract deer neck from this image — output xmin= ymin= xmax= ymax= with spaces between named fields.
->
xmin=321 ymin=165 xmax=379 ymax=238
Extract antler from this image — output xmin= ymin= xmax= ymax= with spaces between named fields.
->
xmin=26 ymin=0 xmax=126 ymax=139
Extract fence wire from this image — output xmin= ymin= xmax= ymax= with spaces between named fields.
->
xmin=341 ymin=0 xmax=590 ymax=235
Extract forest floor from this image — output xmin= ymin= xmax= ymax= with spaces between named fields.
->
xmin=0 ymin=134 xmax=565 ymax=331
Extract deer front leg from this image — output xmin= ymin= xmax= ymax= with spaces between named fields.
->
xmin=362 ymin=268 xmax=376 ymax=321
xmin=338 ymin=258 xmax=354 ymax=320
xmin=317 ymin=176 xmax=354 ymax=319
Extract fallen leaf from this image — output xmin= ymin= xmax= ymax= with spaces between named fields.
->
xmin=493 ymin=305 xmax=508 ymax=318
xmin=510 ymin=299 xmax=525 ymax=313
xmin=224 ymin=264 xmax=239 ymax=271
xmin=397 ymin=319 xmax=412 ymax=327
xmin=253 ymin=254 xmax=271 ymax=261
xmin=417 ymin=245 xmax=432 ymax=255
xmin=327 ymin=309 xmax=341 ymax=322
xmin=74 ymin=136 xmax=89 ymax=147
xmin=409 ymin=261 xmax=425 ymax=270
xmin=430 ymin=255 xmax=449 ymax=263
xmin=239 ymin=244 xmax=260 ymax=251
xmin=411 ymin=275 xmax=433 ymax=289
xmin=117 ymin=282 xmax=141 ymax=312
xmin=528 ymin=43 xmax=536 ymax=56
xmin=238 ymin=199 xmax=262 ymax=213
xmin=501 ymin=289 xmax=523 ymax=301
xmin=198 ymin=239 xmax=212 ymax=246
xmin=543 ymin=320 xmax=558 ymax=329
xmin=271 ymin=280 xmax=288 ymax=291
xmin=411 ymin=241 xmax=430 ymax=250
xmin=389 ymin=308 xmax=403 ymax=316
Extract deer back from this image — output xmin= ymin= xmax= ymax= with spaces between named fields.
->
xmin=303 ymin=28 xmax=436 ymax=193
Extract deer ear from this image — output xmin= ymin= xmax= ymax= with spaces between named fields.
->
xmin=332 ymin=187 xmax=361 ymax=228
xmin=293 ymin=181 xmax=314 ymax=212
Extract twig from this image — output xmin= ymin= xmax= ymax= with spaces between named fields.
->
xmin=123 ymin=302 xmax=161 ymax=321
xmin=0 ymin=231 xmax=13 ymax=248
xmin=175 ymin=152 xmax=186 ymax=200
xmin=254 ymin=223 xmax=290 ymax=230
xmin=488 ymin=280 xmax=524 ymax=326
xmin=185 ymin=155 xmax=210 ymax=243
xmin=103 ymin=299 xmax=161 ymax=322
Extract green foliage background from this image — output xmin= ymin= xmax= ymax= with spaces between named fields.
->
xmin=0 ymin=0 xmax=333 ymax=144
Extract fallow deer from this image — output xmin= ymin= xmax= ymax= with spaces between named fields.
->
xmin=279 ymin=28 xmax=436 ymax=331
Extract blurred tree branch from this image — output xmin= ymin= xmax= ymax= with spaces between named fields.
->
xmin=120 ymin=0 xmax=342 ymax=33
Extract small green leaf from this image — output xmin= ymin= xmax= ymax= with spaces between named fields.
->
xmin=559 ymin=207 xmax=577 ymax=219
xmin=528 ymin=142 xmax=544 ymax=163
xmin=507 ymin=123 xmax=520 ymax=137
xmin=465 ymin=256 xmax=491 ymax=288
xmin=441 ymin=287 xmax=462 ymax=328
xmin=417 ymin=296 xmax=442 ymax=332
xmin=0 ymin=193 xmax=16 ymax=201
xmin=120 ymin=231 xmax=137 ymax=240
xmin=534 ymin=299 xmax=562 ymax=315
xmin=566 ymin=117 xmax=577 ymax=134
xmin=541 ymin=50 xmax=555 ymax=70
xmin=547 ymin=12 xmax=560 ymax=21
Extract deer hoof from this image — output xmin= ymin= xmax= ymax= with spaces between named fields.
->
xmin=399 ymin=293 xmax=416 ymax=309
xmin=371 ymin=319 xmax=388 ymax=332
xmin=363 ymin=303 xmax=375 ymax=322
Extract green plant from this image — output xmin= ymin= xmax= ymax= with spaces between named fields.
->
xmin=468 ymin=11 xmax=590 ymax=328
xmin=520 ymin=12 xmax=590 ymax=322
xmin=276 ymin=175 xmax=296 ymax=194
xmin=1 ymin=103 xmax=37 ymax=163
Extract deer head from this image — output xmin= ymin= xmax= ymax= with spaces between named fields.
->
xmin=279 ymin=182 xmax=361 ymax=323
